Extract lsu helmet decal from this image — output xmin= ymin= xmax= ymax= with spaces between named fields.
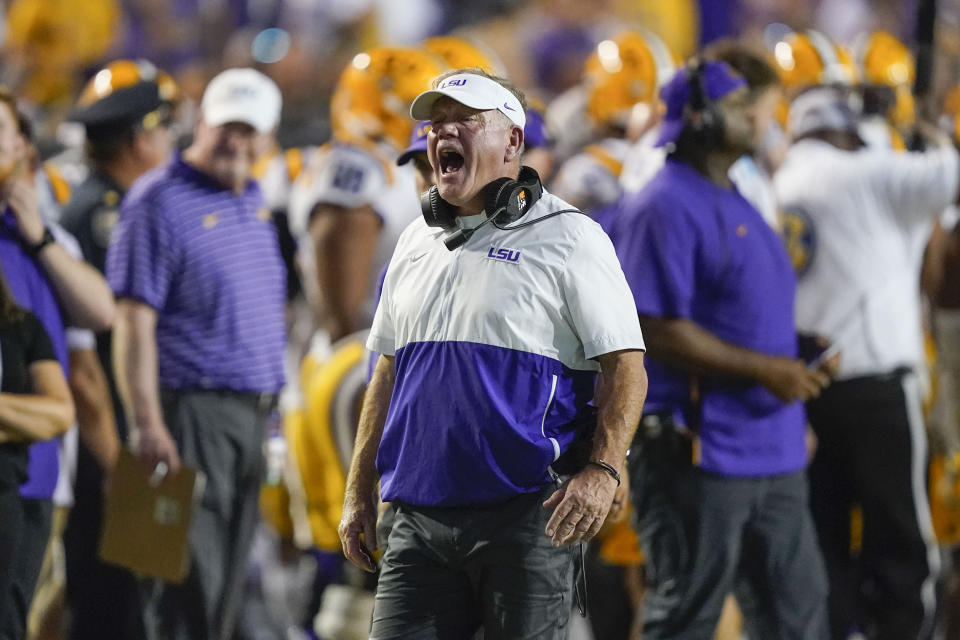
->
xmin=422 ymin=35 xmax=504 ymax=76
xmin=330 ymin=47 xmax=445 ymax=153
xmin=583 ymin=30 xmax=676 ymax=130
xmin=771 ymin=29 xmax=858 ymax=90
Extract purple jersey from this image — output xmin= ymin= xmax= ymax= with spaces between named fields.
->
xmin=106 ymin=156 xmax=286 ymax=393
xmin=614 ymin=159 xmax=806 ymax=477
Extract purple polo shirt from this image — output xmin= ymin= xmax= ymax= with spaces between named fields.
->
xmin=106 ymin=156 xmax=286 ymax=393
xmin=0 ymin=210 xmax=68 ymax=499
xmin=613 ymin=159 xmax=806 ymax=477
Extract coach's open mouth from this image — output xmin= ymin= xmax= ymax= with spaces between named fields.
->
xmin=439 ymin=150 xmax=464 ymax=175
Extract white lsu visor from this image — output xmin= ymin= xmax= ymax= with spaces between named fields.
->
xmin=410 ymin=73 xmax=526 ymax=130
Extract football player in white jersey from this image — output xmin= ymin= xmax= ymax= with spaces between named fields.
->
xmin=287 ymin=47 xmax=444 ymax=345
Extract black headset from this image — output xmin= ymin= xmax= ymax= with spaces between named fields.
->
xmin=421 ymin=165 xmax=550 ymax=250
xmin=683 ymin=60 xmax=726 ymax=148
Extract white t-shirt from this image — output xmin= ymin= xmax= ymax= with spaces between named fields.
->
xmin=775 ymin=138 xmax=960 ymax=379
xmin=288 ymin=142 xmax=419 ymax=325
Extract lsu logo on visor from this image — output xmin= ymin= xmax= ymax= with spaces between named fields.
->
xmin=486 ymin=246 xmax=521 ymax=264
xmin=440 ymin=78 xmax=468 ymax=88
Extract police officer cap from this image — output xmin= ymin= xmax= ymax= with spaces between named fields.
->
xmin=70 ymin=59 xmax=171 ymax=127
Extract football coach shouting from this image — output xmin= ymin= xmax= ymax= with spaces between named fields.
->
xmin=339 ymin=68 xmax=648 ymax=639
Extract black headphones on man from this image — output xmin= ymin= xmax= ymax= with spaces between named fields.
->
xmin=421 ymin=165 xmax=554 ymax=250
xmin=683 ymin=59 xmax=726 ymax=148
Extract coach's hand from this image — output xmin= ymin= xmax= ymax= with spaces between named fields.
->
xmin=339 ymin=490 xmax=378 ymax=572
xmin=543 ymin=465 xmax=618 ymax=546
xmin=761 ymin=356 xmax=831 ymax=403
xmin=132 ymin=421 xmax=181 ymax=475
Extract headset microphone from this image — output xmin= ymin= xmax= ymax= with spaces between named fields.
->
xmin=441 ymin=208 xmax=504 ymax=250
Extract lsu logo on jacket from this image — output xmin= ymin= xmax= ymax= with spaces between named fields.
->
xmin=486 ymin=246 xmax=521 ymax=264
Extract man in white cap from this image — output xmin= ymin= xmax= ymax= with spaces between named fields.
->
xmin=776 ymin=84 xmax=960 ymax=640
xmin=337 ymin=67 xmax=647 ymax=638
xmin=105 ymin=68 xmax=286 ymax=640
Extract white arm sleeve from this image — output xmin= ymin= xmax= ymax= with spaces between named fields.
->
xmin=561 ymin=223 xmax=645 ymax=360
xmin=871 ymin=145 xmax=960 ymax=225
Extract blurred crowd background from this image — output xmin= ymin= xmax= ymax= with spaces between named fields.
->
xmin=5 ymin=0 xmax=960 ymax=157
xmin=5 ymin=0 xmax=960 ymax=639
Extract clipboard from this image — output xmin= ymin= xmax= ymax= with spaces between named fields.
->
xmin=98 ymin=448 xmax=206 ymax=584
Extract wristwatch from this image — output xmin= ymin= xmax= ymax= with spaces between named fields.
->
xmin=26 ymin=227 xmax=55 ymax=257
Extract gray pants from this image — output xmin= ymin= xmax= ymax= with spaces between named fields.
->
xmin=629 ymin=415 xmax=828 ymax=639
xmin=371 ymin=487 xmax=575 ymax=640
xmin=683 ymin=472 xmax=829 ymax=640
xmin=141 ymin=389 xmax=270 ymax=640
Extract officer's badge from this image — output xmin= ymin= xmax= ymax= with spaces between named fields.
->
xmin=782 ymin=208 xmax=816 ymax=277
xmin=92 ymin=208 xmax=119 ymax=249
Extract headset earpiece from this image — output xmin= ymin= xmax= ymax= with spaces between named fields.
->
xmin=684 ymin=60 xmax=725 ymax=148
xmin=482 ymin=165 xmax=543 ymax=225
xmin=482 ymin=177 xmax=515 ymax=221
xmin=421 ymin=166 xmax=545 ymax=248
xmin=420 ymin=185 xmax=458 ymax=229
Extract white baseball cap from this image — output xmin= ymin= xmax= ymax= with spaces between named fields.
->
xmin=201 ymin=68 xmax=282 ymax=133
xmin=410 ymin=72 xmax=525 ymax=129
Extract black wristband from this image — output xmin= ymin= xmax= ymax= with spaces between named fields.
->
xmin=587 ymin=459 xmax=621 ymax=487
xmin=26 ymin=227 xmax=55 ymax=257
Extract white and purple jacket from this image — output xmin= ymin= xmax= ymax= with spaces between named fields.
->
xmin=368 ymin=190 xmax=644 ymax=507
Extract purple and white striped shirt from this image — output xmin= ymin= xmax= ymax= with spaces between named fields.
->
xmin=106 ymin=156 xmax=286 ymax=393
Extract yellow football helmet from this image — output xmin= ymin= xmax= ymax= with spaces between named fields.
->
xmin=771 ymin=29 xmax=858 ymax=90
xmin=583 ymin=30 xmax=676 ymax=130
xmin=422 ymin=35 xmax=502 ymax=75
xmin=858 ymin=30 xmax=916 ymax=129
xmin=330 ymin=47 xmax=445 ymax=152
